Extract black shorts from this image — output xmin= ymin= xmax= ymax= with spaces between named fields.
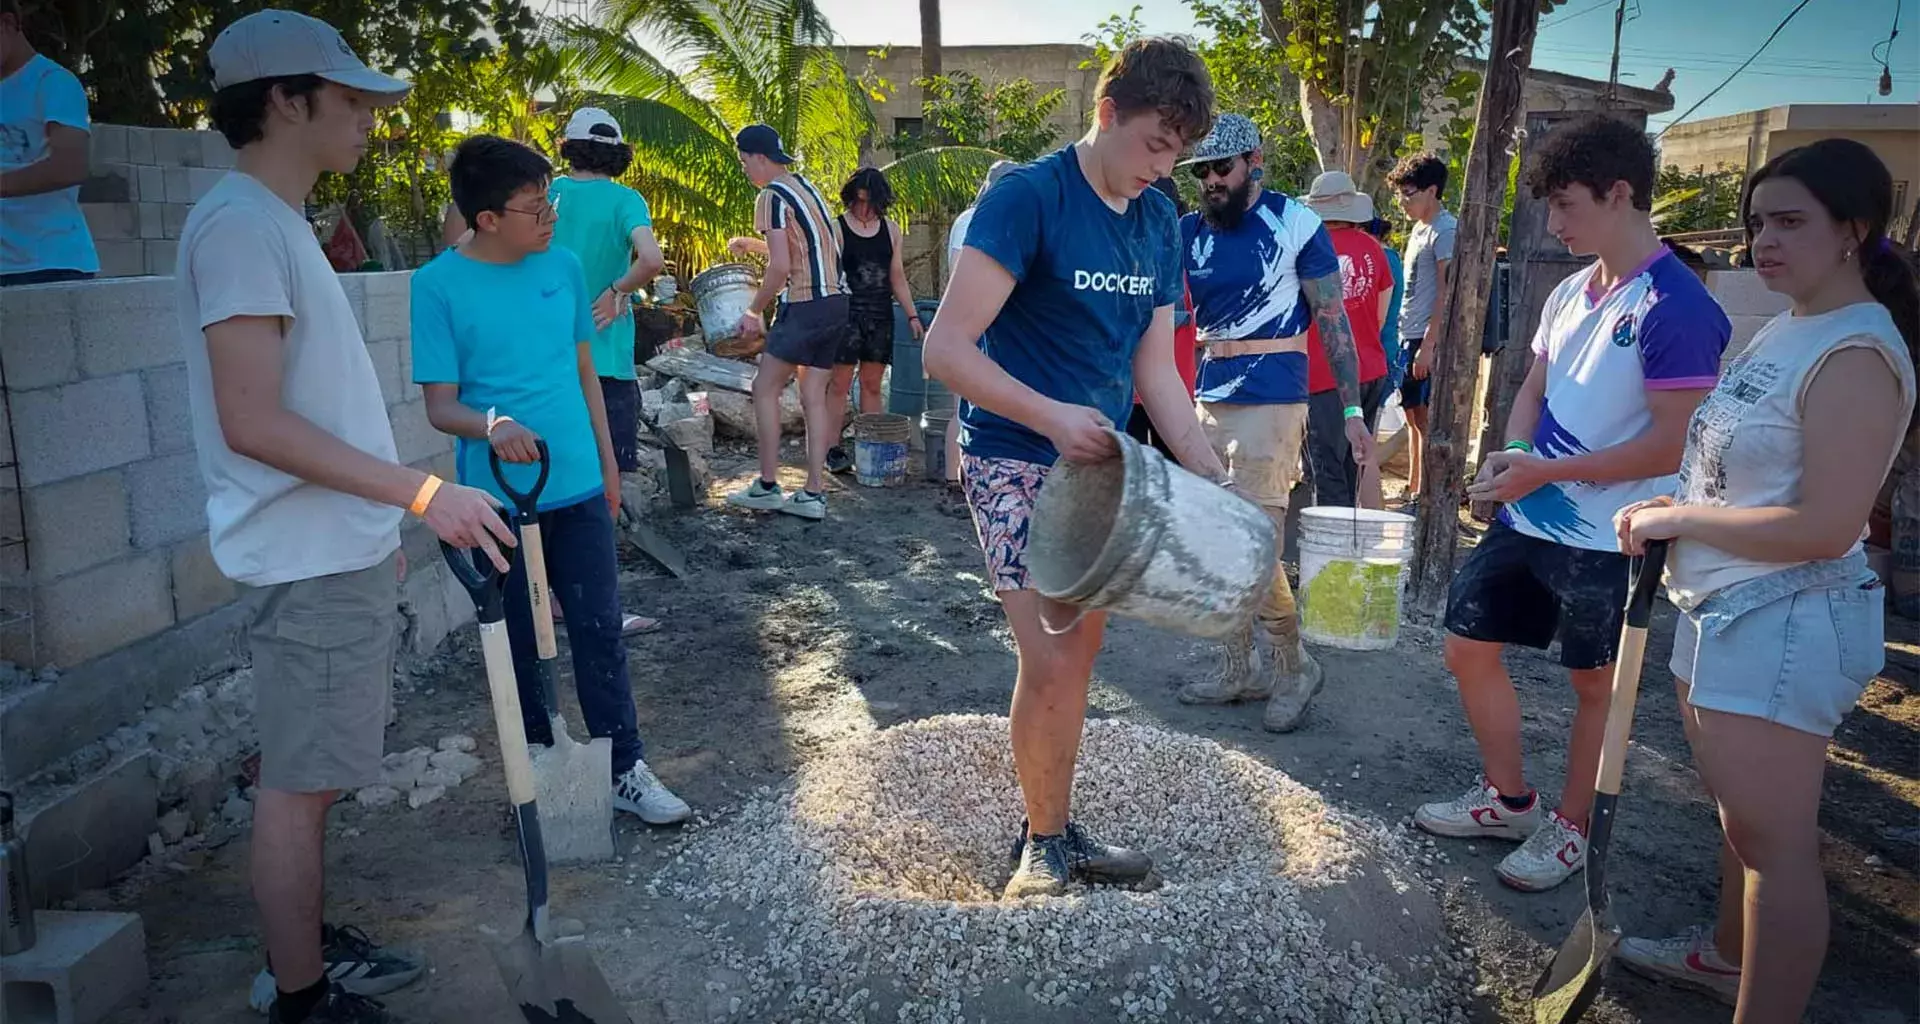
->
xmin=1443 ymin=520 xmax=1631 ymax=670
xmin=838 ymin=305 xmax=894 ymax=366
xmin=1399 ymin=338 xmax=1431 ymax=410
xmin=766 ymin=293 xmax=851 ymax=370
xmin=600 ymin=377 xmax=641 ymax=473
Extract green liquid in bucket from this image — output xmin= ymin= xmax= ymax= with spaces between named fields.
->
xmin=1303 ymin=559 xmax=1403 ymax=641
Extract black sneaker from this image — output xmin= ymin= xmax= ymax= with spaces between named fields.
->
xmin=1004 ymin=832 xmax=1075 ymax=899
xmin=1007 ymin=820 xmax=1154 ymax=886
xmin=826 ymin=444 xmax=854 ymax=474
xmin=249 ymin=924 xmax=426 ymax=1012
xmin=269 ymin=984 xmax=392 ymax=1023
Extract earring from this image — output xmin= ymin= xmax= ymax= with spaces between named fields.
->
xmin=1250 ymin=167 xmax=1264 ymax=182
xmin=1844 ymin=247 xmax=1856 ymax=262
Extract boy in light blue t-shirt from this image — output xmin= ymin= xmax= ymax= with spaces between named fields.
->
xmin=411 ymin=135 xmax=688 ymax=825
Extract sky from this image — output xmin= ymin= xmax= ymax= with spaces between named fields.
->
xmin=804 ymin=0 xmax=1920 ymax=134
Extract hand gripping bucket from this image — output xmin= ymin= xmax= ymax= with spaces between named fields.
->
xmin=1028 ymin=431 xmax=1275 ymax=639
xmin=851 ymin=413 xmax=912 ymax=487
xmin=1296 ymin=506 xmax=1416 ymax=651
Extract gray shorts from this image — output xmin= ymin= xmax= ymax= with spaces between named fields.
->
xmin=1672 ymin=579 xmax=1884 ymax=738
xmin=250 ymin=551 xmax=400 ymax=793
xmin=766 ymin=293 xmax=850 ymax=369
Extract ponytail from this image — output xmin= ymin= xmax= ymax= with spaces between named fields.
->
xmin=1863 ymin=237 xmax=1920 ymax=370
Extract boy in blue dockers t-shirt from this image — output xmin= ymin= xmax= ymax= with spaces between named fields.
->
xmin=925 ymin=39 xmax=1232 ymax=899
xmin=409 ymin=135 xmax=689 ymax=825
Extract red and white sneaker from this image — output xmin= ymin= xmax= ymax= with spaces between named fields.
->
xmin=1413 ymin=775 xmax=1543 ymax=841
xmin=1496 ymin=809 xmax=1587 ymax=892
xmin=1618 ymin=926 xmax=1741 ymax=1005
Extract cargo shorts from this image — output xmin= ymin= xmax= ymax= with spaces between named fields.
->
xmin=250 ymin=551 xmax=401 ymax=793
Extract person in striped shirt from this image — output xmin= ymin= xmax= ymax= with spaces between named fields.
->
xmin=726 ymin=124 xmax=848 ymax=521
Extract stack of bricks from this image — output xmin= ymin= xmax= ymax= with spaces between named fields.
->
xmin=77 ymin=125 xmax=236 ymax=279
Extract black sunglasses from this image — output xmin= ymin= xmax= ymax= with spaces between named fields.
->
xmin=1188 ymin=156 xmax=1244 ymax=181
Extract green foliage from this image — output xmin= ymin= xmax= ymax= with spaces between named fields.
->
xmin=1652 ymin=165 xmax=1746 ymax=234
xmin=889 ymin=71 xmax=1065 ymax=163
xmin=1187 ymin=0 xmax=1316 ymax=195
xmin=1081 ymin=5 xmax=1150 ymax=72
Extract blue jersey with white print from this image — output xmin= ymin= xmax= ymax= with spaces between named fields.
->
xmin=1182 ymin=192 xmax=1338 ymax=404
xmin=956 ymin=145 xmax=1183 ymax=466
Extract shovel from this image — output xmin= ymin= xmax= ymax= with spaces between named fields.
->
xmin=491 ymin=443 xmax=617 ymax=865
xmin=440 ymin=539 xmax=632 ymax=1024
xmin=1532 ymin=539 xmax=1669 ymax=1024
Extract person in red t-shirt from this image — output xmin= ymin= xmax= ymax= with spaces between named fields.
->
xmin=1127 ymin=176 xmax=1198 ymax=458
xmin=1302 ymin=171 xmax=1393 ymax=507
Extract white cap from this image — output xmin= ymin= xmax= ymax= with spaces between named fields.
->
xmin=564 ymin=107 xmax=624 ymax=145
xmin=209 ymin=9 xmax=410 ymax=99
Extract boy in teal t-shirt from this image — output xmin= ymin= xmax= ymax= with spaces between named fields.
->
xmin=411 ymin=135 xmax=688 ymax=826
xmin=549 ymin=107 xmax=664 ymax=473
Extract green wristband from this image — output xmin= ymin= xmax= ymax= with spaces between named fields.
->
xmin=1342 ymin=405 xmax=1363 ymax=420
xmin=1505 ymin=439 xmax=1534 ymax=453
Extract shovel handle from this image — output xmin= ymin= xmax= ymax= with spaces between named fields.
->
xmin=489 ymin=438 xmax=552 ymax=518
xmin=440 ymin=538 xmax=517 ymax=625
xmin=1594 ymin=540 xmax=1668 ymax=798
xmin=520 ymin=522 xmax=560 ymax=661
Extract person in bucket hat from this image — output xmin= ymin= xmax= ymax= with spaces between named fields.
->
xmin=1175 ymin=114 xmax=1374 ymax=732
xmin=1301 ymin=169 xmax=1393 ymax=510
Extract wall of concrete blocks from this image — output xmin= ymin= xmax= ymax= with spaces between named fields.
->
xmin=77 ymin=125 xmax=237 ymax=279
xmin=1705 ymin=269 xmax=1794 ymax=364
xmin=0 ymin=271 xmax=475 ymax=789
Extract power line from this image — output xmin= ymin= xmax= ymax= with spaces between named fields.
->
xmin=1655 ymin=0 xmax=1820 ymax=137
xmin=1547 ymin=0 xmax=1620 ymax=26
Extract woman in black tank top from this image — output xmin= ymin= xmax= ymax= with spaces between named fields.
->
xmin=823 ymin=168 xmax=922 ymax=473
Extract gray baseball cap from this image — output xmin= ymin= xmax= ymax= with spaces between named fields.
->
xmin=209 ymin=9 xmax=410 ymax=100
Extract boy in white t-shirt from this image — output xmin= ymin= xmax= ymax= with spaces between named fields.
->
xmin=177 ymin=11 xmax=510 ymax=1023
xmin=1412 ymin=115 xmax=1729 ymax=894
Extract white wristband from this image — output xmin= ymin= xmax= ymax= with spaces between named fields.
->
xmin=485 ymin=408 xmax=514 ymax=437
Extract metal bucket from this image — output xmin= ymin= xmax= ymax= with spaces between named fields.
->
xmin=1029 ymin=431 xmax=1275 ymax=639
xmin=688 ymin=263 xmax=759 ymax=352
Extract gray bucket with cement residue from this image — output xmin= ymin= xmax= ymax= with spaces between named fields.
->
xmin=1029 ymin=431 xmax=1275 ymax=640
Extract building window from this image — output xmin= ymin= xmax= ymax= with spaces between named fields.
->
xmin=894 ymin=117 xmax=924 ymax=140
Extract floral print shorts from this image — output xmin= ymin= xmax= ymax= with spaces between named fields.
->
xmin=961 ymin=454 xmax=1052 ymax=594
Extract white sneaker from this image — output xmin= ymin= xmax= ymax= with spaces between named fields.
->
xmin=1413 ymin=775 xmax=1543 ymax=840
xmin=780 ymin=489 xmax=826 ymax=520
xmin=1496 ymin=809 xmax=1587 ymax=892
xmin=726 ymin=478 xmax=785 ymax=511
xmin=613 ymin=760 xmax=691 ymax=825
xmin=1618 ymin=925 xmax=1741 ymax=1005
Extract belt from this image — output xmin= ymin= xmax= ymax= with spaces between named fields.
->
xmin=1202 ymin=335 xmax=1308 ymax=358
xmin=1684 ymin=549 xmax=1873 ymax=634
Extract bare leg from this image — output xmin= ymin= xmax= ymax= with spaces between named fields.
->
xmin=1690 ymin=707 xmax=1833 ymax=1023
xmin=1406 ymin=404 xmax=1429 ymax=495
xmin=1444 ymin=635 xmax=1528 ymax=797
xmin=796 ymin=364 xmax=834 ymax=494
xmin=752 ymin=355 xmax=798 ymax=485
xmin=1000 ymin=591 xmax=1106 ymax=836
xmin=826 ymin=364 xmax=855 ymax=446
xmin=1675 ymin=679 xmax=1748 ymax=965
xmin=857 ymin=362 xmax=887 ymax=416
xmin=944 ymin=409 xmax=963 ymax=483
xmin=252 ymin=788 xmax=335 ymax=991
xmin=1558 ymin=664 xmax=1613 ymax=828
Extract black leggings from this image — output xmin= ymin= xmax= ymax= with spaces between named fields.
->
xmin=1125 ymin=404 xmax=1177 ymax=460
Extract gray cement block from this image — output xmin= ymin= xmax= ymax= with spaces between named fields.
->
xmin=75 ymin=166 xmax=131 ymax=204
xmin=367 ymin=338 xmax=404 ymax=405
xmin=169 ymin=535 xmax=235 ymax=622
xmin=134 ymin=167 xmax=162 ymax=207
xmin=22 ymin=471 xmax=131 ymax=582
xmin=160 ymin=204 xmax=188 ymax=240
xmin=185 ymin=168 xmax=224 ymax=203
xmin=0 ymin=910 xmax=146 ymax=1024
xmin=141 ymin=241 xmax=175 ymax=277
xmin=19 ymin=754 xmax=156 ymax=904
xmin=133 ymin=202 xmax=163 ymax=240
xmin=32 ymin=550 xmax=174 ymax=668
xmin=124 ymin=129 xmax=153 ymax=166
xmin=360 ymin=272 xmax=410 ymax=343
xmin=0 ymin=284 xmax=80 ymax=390
xmin=79 ymin=204 xmax=134 ymax=241
xmin=90 ymin=241 xmax=143 ymax=280
xmin=12 ymin=375 xmax=151 ymax=487
xmin=151 ymin=129 xmax=199 ymax=168
xmin=75 ymin=276 xmax=179 ymax=377
xmin=141 ymin=365 xmax=193 ymax=456
xmin=124 ymin=453 xmax=208 ymax=550
xmin=159 ymin=168 xmax=189 ymax=204
xmin=200 ymin=133 xmax=235 ymax=169
xmin=401 ymin=555 xmax=474 ymax=658
xmin=389 ymin=399 xmax=447 ymax=465
xmin=88 ymin=125 xmax=129 ymax=165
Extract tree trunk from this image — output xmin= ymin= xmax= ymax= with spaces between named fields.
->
xmin=1407 ymin=0 xmax=1542 ymax=620
xmin=919 ymin=0 xmax=944 ymax=143
xmin=1299 ymin=77 xmax=1344 ymax=173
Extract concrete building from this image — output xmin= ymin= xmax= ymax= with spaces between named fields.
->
xmin=1660 ymin=103 xmax=1920 ymax=208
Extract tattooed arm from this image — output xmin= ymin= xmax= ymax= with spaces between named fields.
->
xmin=1301 ymin=271 xmax=1376 ymax=466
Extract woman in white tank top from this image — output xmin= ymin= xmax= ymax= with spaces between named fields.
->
xmin=1611 ymin=140 xmax=1917 ymax=1021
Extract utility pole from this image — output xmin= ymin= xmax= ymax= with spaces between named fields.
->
xmin=1407 ymin=0 xmax=1544 ymax=620
xmin=1606 ymin=0 xmax=1627 ymax=107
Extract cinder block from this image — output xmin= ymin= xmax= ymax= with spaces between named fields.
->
xmin=142 ymin=240 xmax=176 ymax=277
xmin=91 ymin=240 xmax=143 ymax=279
xmin=88 ymin=124 xmax=129 ymax=165
xmin=1706 ymin=270 xmax=1792 ymax=318
xmin=169 ymin=534 xmax=233 ymax=621
xmin=152 ymin=129 xmax=199 ymax=168
xmin=401 ymin=555 xmax=474 ymax=658
xmin=75 ymin=164 xmax=132 ymax=204
xmin=21 ymin=471 xmax=132 ymax=581
xmin=17 ymin=753 xmax=156 ymax=902
xmin=75 ymin=276 xmax=178 ymax=376
xmin=1724 ymin=313 xmax=1776 ymax=365
xmin=124 ymin=128 xmax=153 ymax=166
xmin=200 ymin=132 xmax=235 ymax=169
xmin=160 ymin=203 xmax=189 ymax=240
xmin=12 ymin=375 xmax=151 ymax=487
xmin=366 ymin=339 xmax=404 ymax=404
xmin=0 ymin=283 xmax=80 ymax=389
xmin=32 ymin=551 xmax=173 ymax=667
xmin=389 ymin=399 xmax=446 ymax=465
xmin=79 ymin=204 xmax=135 ymax=241
xmin=185 ymin=167 xmax=224 ymax=203
xmin=141 ymin=365 xmax=193 ymax=455
xmin=124 ymin=453 xmax=208 ymax=550
xmin=0 ymin=910 xmax=146 ymax=1024
xmin=160 ymin=168 xmax=190 ymax=204
xmin=359 ymin=272 xmax=410 ymax=343
xmin=133 ymin=202 xmax=163 ymax=239
xmin=134 ymin=166 xmax=163 ymax=206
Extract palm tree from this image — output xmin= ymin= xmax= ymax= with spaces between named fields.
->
xmin=919 ymin=0 xmax=942 ymax=142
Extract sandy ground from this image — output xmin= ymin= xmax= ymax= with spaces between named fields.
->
xmin=105 ymin=442 xmax=1917 ymax=1024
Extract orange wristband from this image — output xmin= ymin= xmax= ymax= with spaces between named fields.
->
xmin=409 ymin=475 xmax=442 ymax=517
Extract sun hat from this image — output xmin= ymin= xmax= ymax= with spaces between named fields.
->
xmin=1304 ymin=169 xmax=1376 ymax=224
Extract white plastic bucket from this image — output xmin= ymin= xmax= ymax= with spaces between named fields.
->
xmin=1296 ymin=506 xmax=1416 ymax=651
xmin=1029 ymin=431 xmax=1275 ymax=639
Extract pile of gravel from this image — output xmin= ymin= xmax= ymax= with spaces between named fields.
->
xmin=650 ymin=715 xmax=1471 ymax=1023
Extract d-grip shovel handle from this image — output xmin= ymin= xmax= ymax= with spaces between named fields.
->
xmin=440 ymin=537 xmax=518 ymax=625
xmin=491 ymin=440 xmax=561 ymax=668
xmin=1594 ymin=539 xmax=1668 ymax=799
xmin=488 ymin=438 xmax=552 ymax=518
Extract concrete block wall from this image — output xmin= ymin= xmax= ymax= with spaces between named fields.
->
xmin=1705 ymin=270 xmax=1793 ymax=364
xmin=78 ymin=125 xmax=235 ymax=279
xmin=0 ymin=272 xmax=471 ymax=787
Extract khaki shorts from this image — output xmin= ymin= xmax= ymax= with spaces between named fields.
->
xmin=1198 ymin=400 xmax=1309 ymax=627
xmin=250 ymin=552 xmax=400 ymax=793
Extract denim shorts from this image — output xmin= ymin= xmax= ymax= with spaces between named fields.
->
xmin=1672 ymin=579 xmax=1885 ymax=738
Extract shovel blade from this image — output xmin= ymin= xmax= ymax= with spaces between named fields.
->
xmin=1530 ymin=907 xmax=1620 ymax=1024
xmin=492 ymin=925 xmax=632 ymax=1024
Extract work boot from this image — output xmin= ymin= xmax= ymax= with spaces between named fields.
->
xmin=1261 ymin=638 xmax=1324 ymax=733
xmin=1178 ymin=623 xmax=1275 ymax=704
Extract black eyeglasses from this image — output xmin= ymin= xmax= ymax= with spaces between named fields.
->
xmin=1188 ymin=156 xmax=1243 ymax=181
xmin=501 ymin=201 xmax=557 ymax=223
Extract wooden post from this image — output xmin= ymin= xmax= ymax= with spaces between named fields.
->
xmin=1408 ymin=0 xmax=1543 ymax=620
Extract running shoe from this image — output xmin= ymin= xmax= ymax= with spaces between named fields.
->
xmin=248 ymin=924 xmax=424 ymax=1012
xmin=613 ymin=759 xmax=691 ymax=825
xmin=1413 ymin=774 xmax=1542 ymax=841
xmin=781 ymin=489 xmax=826 ymax=520
xmin=1618 ymin=925 xmax=1741 ymax=1005
xmin=269 ymin=985 xmax=393 ymax=1024
xmin=1495 ymin=809 xmax=1587 ymax=892
xmin=725 ymin=478 xmax=785 ymax=511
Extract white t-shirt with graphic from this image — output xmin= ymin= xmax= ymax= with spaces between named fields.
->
xmin=0 ymin=55 xmax=98 ymax=276
xmin=1500 ymin=248 xmax=1731 ymax=551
